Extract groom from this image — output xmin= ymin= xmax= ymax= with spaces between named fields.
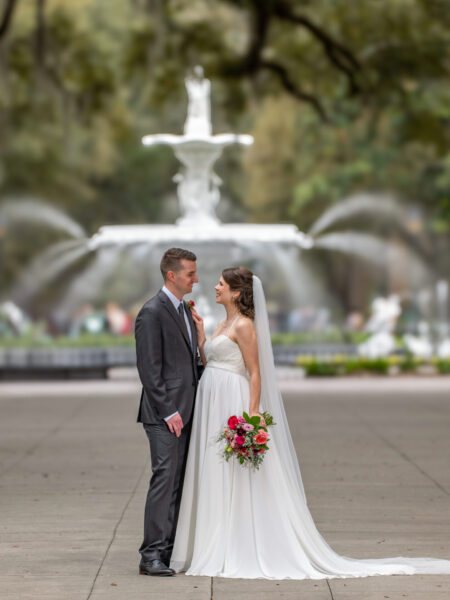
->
xmin=135 ymin=247 xmax=200 ymax=576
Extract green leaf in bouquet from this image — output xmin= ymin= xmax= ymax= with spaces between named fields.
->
xmin=239 ymin=457 xmax=245 ymax=464
xmin=262 ymin=411 xmax=275 ymax=427
xmin=243 ymin=412 xmax=250 ymax=422
xmin=249 ymin=416 xmax=261 ymax=426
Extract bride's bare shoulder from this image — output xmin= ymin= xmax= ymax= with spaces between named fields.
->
xmin=235 ymin=316 xmax=256 ymax=337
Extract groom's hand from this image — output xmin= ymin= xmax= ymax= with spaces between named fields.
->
xmin=166 ymin=413 xmax=183 ymax=437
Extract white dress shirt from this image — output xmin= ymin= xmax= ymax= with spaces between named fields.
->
xmin=161 ymin=286 xmax=193 ymax=422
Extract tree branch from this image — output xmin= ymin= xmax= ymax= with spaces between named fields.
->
xmin=220 ymin=0 xmax=271 ymax=77
xmin=274 ymin=1 xmax=361 ymax=94
xmin=218 ymin=3 xmax=329 ymax=119
xmin=35 ymin=0 xmax=46 ymax=71
xmin=0 ymin=0 xmax=18 ymax=40
xmin=261 ymin=59 xmax=329 ymax=121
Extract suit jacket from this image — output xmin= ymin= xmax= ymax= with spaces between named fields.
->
xmin=135 ymin=289 xmax=200 ymax=425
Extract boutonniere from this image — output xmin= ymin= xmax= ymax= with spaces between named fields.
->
xmin=186 ymin=300 xmax=195 ymax=310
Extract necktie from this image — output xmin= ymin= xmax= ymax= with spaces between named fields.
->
xmin=178 ymin=302 xmax=189 ymax=338
xmin=178 ymin=302 xmax=194 ymax=353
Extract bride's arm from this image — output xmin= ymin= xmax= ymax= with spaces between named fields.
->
xmin=198 ymin=344 xmax=207 ymax=367
xmin=234 ymin=319 xmax=261 ymax=416
xmin=192 ymin=310 xmax=208 ymax=366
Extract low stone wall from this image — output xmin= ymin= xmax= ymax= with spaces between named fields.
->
xmin=0 ymin=344 xmax=358 ymax=380
xmin=0 ymin=347 xmax=136 ymax=380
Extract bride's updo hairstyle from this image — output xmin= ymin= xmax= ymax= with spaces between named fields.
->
xmin=222 ymin=266 xmax=255 ymax=320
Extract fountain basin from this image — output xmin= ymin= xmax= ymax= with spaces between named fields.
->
xmin=142 ymin=133 xmax=253 ymax=148
xmin=88 ymin=223 xmax=314 ymax=250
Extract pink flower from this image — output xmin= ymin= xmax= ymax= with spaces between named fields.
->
xmin=237 ymin=416 xmax=246 ymax=424
xmin=227 ymin=416 xmax=238 ymax=430
xmin=242 ymin=423 xmax=254 ymax=432
xmin=235 ymin=435 xmax=245 ymax=445
xmin=254 ymin=431 xmax=268 ymax=445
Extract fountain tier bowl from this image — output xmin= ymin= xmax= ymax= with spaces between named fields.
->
xmin=88 ymin=223 xmax=314 ymax=249
xmin=142 ymin=133 xmax=253 ymax=148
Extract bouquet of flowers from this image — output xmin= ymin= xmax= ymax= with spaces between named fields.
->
xmin=217 ymin=411 xmax=276 ymax=469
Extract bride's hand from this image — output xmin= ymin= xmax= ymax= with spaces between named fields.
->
xmin=250 ymin=412 xmax=266 ymax=428
xmin=191 ymin=309 xmax=206 ymax=346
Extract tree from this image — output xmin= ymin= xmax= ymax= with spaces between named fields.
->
xmin=0 ymin=0 xmax=449 ymax=300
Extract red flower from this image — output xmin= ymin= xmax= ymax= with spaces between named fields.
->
xmin=254 ymin=431 xmax=268 ymax=445
xmin=227 ymin=415 xmax=239 ymax=430
xmin=235 ymin=435 xmax=245 ymax=445
xmin=187 ymin=300 xmax=195 ymax=308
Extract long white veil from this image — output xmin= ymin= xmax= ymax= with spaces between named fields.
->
xmin=252 ymin=274 xmax=450 ymax=577
xmin=253 ymin=275 xmax=307 ymax=504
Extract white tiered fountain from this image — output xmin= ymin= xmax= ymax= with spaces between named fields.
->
xmin=89 ymin=66 xmax=312 ymax=252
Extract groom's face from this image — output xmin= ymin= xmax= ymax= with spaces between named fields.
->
xmin=171 ymin=259 xmax=198 ymax=296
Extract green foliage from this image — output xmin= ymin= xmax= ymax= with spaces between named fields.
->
xmin=0 ymin=332 xmax=135 ymax=348
xmin=433 ymin=358 xmax=450 ymax=374
xmin=0 ymin=330 xmax=373 ymax=348
xmin=295 ymin=354 xmax=450 ymax=376
xmin=271 ymin=330 xmax=371 ymax=345
xmin=299 ymin=360 xmax=338 ymax=377
xmin=261 ymin=411 xmax=275 ymax=428
xmin=242 ymin=411 xmax=262 ymax=428
xmin=242 ymin=410 xmax=275 ymax=430
xmin=399 ymin=353 xmax=423 ymax=373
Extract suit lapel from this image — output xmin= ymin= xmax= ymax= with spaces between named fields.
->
xmin=158 ymin=290 xmax=192 ymax=353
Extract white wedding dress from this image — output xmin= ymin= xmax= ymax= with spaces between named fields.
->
xmin=170 ymin=277 xmax=450 ymax=579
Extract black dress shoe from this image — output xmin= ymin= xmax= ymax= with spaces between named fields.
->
xmin=139 ymin=559 xmax=175 ymax=577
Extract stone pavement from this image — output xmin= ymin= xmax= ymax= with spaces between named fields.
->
xmin=1 ymin=373 xmax=450 ymax=600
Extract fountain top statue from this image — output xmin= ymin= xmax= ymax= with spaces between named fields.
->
xmin=184 ymin=65 xmax=212 ymax=137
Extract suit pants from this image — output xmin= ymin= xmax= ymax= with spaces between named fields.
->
xmin=139 ymin=421 xmax=191 ymax=563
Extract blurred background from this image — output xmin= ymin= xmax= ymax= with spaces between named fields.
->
xmin=0 ymin=0 xmax=449 ymax=377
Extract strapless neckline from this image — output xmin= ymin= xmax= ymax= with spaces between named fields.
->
xmin=208 ymin=334 xmax=239 ymax=348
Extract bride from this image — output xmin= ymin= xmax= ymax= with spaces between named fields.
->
xmin=170 ymin=266 xmax=450 ymax=579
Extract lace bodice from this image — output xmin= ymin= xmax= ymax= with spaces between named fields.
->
xmin=204 ymin=335 xmax=247 ymax=376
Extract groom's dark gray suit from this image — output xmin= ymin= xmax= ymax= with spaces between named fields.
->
xmin=135 ymin=289 xmax=200 ymax=564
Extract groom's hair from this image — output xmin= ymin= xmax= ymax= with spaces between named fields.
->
xmin=160 ymin=248 xmax=197 ymax=280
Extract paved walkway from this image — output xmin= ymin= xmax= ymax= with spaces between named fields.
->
xmin=1 ymin=373 xmax=450 ymax=600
